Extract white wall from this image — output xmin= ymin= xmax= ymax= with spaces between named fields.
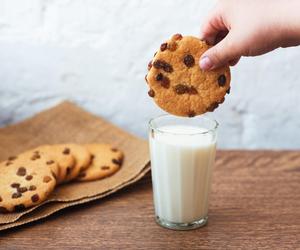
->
xmin=0 ymin=0 xmax=299 ymax=149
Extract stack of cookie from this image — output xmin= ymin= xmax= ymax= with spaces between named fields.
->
xmin=0 ymin=144 xmax=124 ymax=213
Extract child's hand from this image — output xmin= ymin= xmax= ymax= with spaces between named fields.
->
xmin=199 ymin=0 xmax=300 ymax=70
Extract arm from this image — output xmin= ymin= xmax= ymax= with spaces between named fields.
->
xmin=199 ymin=0 xmax=300 ymax=70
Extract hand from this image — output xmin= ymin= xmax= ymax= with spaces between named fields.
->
xmin=199 ymin=0 xmax=300 ymax=70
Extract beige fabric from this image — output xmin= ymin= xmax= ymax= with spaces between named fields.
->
xmin=0 ymin=101 xmax=150 ymax=231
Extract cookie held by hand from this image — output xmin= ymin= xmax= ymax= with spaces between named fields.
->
xmin=146 ymin=34 xmax=231 ymax=117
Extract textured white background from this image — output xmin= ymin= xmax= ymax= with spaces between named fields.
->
xmin=0 ymin=0 xmax=299 ymax=149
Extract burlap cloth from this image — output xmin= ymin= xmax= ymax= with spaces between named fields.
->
xmin=0 ymin=101 xmax=150 ymax=231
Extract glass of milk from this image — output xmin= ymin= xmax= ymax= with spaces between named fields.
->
xmin=149 ymin=114 xmax=218 ymax=230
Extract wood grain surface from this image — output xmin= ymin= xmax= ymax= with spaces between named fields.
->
xmin=0 ymin=151 xmax=299 ymax=249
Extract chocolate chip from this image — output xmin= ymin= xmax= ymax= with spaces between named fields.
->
xmin=161 ymin=77 xmax=170 ymax=89
xmin=14 ymin=204 xmax=25 ymax=212
xmin=154 ymin=52 xmax=157 ymax=57
xmin=31 ymin=153 xmax=40 ymax=160
xmin=0 ymin=206 xmax=8 ymax=213
xmin=226 ymin=87 xmax=231 ymax=94
xmin=167 ymin=42 xmax=177 ymax=51
xmin=63 ymin=148 xmax=70 ymax=155
xmin=156 ymin=73 xmax=163 ymax=81
xmin=5 ymin=161 xmax=13 ymax=166
xmin=101 ymin=166 xmax=110 ymax=170
xmin=174 ymin=84 xmax=198 ymax=95
xmin=43 ymin=176 xmax=52 ymax=183
xmin=12 ymin=192 xmax=22 ymax=199
xmin=162 ymin=64 xmax=173 ymax=73
xmin=145 ymin=74 xmax=148 ymax=83
xmin=112 ymin=158 xmax=123 ymax=166
xmin=160 ymin=43 xmax=168 ymax=51
xmin=207 ymin=102 xmax=219 ymax=112
xmin=153 ymin=60 xmax=164 ymax=69
xmin=17 ymin=167 xmax=26 ymax=176
xmin=183 ymin=54 xmax=195 ymax=67
xmin=153 ymin=60 xmax=173 ymax=73
xmin=91 ymin=154 xmax=95 ymax=161
xmin=218 ymin=75 xmax=226 ymax=87
xmin=155 ymin=73 xmax=170 ymax=88
xmin=172 ymin=33 xmax=183 ymax=40
xmin=148 ymin=89 xmax=155 ymax=98
xmin=11 ymin=183 xmax=20 ymax=188
xmin=25 ymin=175 xmax=33 ymax=181
xmin=174 ymin=84 xmax=190 ymax=95
xmin=46 ymin=160 xmax=55 ymax=165
xmin=17 ymin=187 xmax=28 ymax=193
xmin=0 ymin=196 xmax=2 ymax=202
xmin=8 ymin=156 xmax=17 ymax=161
xmin=31 ymin=194 xmax=39 ymax=203
xmin=111 ymin=148 xmax=118 ymax=152
xmin=148 ymin=61 xmax=152 ymax=70
xmin=188 ymin=111 xmax=196 ymax=118
xmin=189 ymin=86 xmax=198 ymax=95
xmin=29 ymin=185 xmax=36 ymax=191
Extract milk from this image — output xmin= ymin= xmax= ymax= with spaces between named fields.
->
xmin=149 ymin=125 xmax=216 ymax=224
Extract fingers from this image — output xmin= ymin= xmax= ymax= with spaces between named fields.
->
xmin=199 ymin=33 xmax=239 ymax=70
xmin=200 ymin=2 xmax=241 ymax=69
xmin=229 ymin=57 xmax=240 ymax=66
xmin=200 ymin=5 xmax=227 ymax=45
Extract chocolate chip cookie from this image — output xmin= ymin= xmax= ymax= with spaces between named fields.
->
xmin=146 ymin=34 xmax=231 ymax=117
xmin=57 ymin=144 xmax=92 ymax=183
xmin=34 ymin=145 xmax=76 ymax=184
xmin=77 ymin=144 xmax=123 ymax=182
xmin=0 ymin=153 xmax=57 ymax=212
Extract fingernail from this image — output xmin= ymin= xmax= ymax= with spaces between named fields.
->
xmin=200 ymin=56 xmax=213 ymax=70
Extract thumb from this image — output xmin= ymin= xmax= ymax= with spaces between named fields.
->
xmin=200 ymin=33 xmax=237 ymax=70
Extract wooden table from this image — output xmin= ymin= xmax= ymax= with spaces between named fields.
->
xmin=0 ymin=151 xmax=299 ymax=249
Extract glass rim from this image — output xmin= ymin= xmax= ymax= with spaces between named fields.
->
xmin=148 ymin=114 xmax=219 ymax=136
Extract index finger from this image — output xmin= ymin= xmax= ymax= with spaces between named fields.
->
xmin=200 ymin=5 xmax=227 ymax=45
